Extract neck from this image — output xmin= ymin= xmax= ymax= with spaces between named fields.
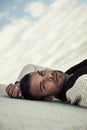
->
xmin=62 ymin=73 xmax=73 ymax=89
xmin=65 ymin=73 xmax=72 ymax=83
xmin=55 ymin=73 xmax=72 ymax=98
xmin=55 ymin=73 xmax=73 ymax=100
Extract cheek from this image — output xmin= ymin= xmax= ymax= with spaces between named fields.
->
xmin=46 ymin=82 xmax=57 ymax=93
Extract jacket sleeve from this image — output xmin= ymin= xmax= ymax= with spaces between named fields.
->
xmin=65 ymin=59 xmax=87 ymax=74
xmin=66 ymin=75 xmax=87 ymax=107
xmin=16 ymin=64 xmax=46 ymax=81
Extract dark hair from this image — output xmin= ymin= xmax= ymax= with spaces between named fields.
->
xmin=20 ymin=73 xmax=45 ymax=100
xmin=20 ymin=74 xmax=35 ymax=100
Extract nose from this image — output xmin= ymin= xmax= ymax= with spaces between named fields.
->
xmin=43 ymin=70 xmax=53 ymax=81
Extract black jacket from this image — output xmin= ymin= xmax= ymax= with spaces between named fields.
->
xmin=57 ymin=59 xmax=87 ymax=101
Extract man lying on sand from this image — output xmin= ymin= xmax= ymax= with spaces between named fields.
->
xmin=6 ymin=59 xmax=87 ymax=108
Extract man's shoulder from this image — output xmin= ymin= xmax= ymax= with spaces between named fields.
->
xmin=76 ymin=74 xmax=87 ymax=83
xmin=65 ymin=59 xmax=87 ymax=74
xmin=17 ymin=64 xmax=46 ymax=81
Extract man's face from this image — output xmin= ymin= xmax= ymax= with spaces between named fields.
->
xmin=29 ymin=69 xmax=66 ymax=99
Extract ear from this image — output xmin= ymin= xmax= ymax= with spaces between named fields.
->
xmin=44 ymin=96 xmax=55 ymax=101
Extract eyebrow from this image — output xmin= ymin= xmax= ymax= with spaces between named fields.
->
xmin=37 ymin=71 xmax=40 ymax=75
xmin=40 ymin=81 xmax=43 ymax=92
xmin=37 ymin=71 xmax=43 ymax=76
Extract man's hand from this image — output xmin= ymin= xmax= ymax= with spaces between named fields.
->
xmin=6 ymin=83 xmax=22 ymax=98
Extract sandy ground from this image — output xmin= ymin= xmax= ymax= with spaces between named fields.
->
xmin=0 ymin=84 xmax=87 ymax=130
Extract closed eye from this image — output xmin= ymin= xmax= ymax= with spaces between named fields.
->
xmin=43 ymin=84 xmax=45 ymax=90
xmin=40 ymin=81 xmax=45 ymax=92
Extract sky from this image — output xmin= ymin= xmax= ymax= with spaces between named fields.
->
xmin=0 ymin=0 xmax=53 ymax=29
xmin=0 ymin=0 xmax=87 ymax=84
xmin=0 ymin=0 xmax=87 ymax=29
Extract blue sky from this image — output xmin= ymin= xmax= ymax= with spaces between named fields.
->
xmin=0 ymin=0 xmax=87 ymax=29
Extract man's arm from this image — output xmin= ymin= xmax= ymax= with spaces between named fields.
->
xmin=65 ymin=59 xmax=87 ymax=74
xmin=17 ymin=64 xmax=45 ymax=81
xmin=6 ymin=83 xmax=23 ymax=98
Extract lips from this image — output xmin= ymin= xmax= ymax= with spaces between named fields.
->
xmin=53 ymin=71 xmax=59 ymax=83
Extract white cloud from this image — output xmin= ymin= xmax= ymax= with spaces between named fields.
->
xmin=0 ymin=0 xmax=87 ymax=83
xmin=24 ymin=2 xmax=48 ymax=17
